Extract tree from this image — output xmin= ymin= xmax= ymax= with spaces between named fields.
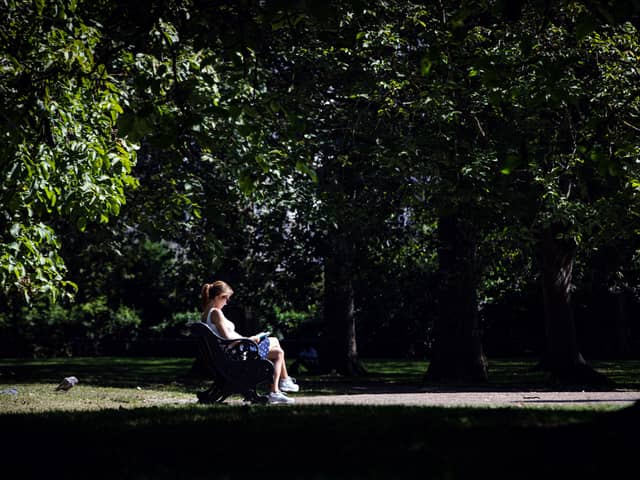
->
xmin=0 ymin=0 xmax=138 ymax=302
xmin=468 ymin=1 xmax=640 ymax=383
xmin=344 ymin=1 xmax=496 ymax=381
xmin=366 ymin=0 xmax=640 ymax=382
xmin=270 ymin=1 xmax=442 ymax=374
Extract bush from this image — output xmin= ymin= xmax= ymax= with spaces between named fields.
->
xmin=149 ymin=310 xmax=200 ymax=338
xmin=0 ymin=297 xmax=143 ymax=357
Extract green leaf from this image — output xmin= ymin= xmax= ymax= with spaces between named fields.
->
xmin=500 ymin=154 xmax=520 ymax=175
xmin=34 ymin=0 xmax=45 ymax=15
xmin=238 ymin=173 xmax=255 ymax=195
xmin=420 ymin=57 xmax=432 ymax=76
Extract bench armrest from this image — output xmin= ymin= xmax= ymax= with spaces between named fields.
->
xmin=186 ymin=322 xmax=262 ymax=361
xmin=220 ymin=338 xmax=261 ymax=361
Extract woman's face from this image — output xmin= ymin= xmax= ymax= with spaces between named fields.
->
xmin=214 ymin=292 xmax=231 ymax=309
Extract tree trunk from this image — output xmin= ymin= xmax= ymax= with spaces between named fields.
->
xmin=613 ymin=291 xmax=632 ymax=357
xmin=322 ymin=235 xmax=366 ymax=376
xmin=539 ymin=225 xmax=611 ymax=385
xmin=425 ymin=213 xmax=488 ymax=383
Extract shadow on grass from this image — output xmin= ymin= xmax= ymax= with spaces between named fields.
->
xmin=2 ymin=357 xmax=639 ymax=395
xmin=1 ymin=402 xmax=639 ymax=479
xmin=299 ymin=358 xmax=640 ymax=395
xmin=2 ymin=356 xmax=640 ymax=478
xmin=0 ymin=357 xmax=195 ymax=389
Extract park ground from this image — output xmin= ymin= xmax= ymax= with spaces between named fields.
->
xmin=1 ymin=356 xmax=639 ymax=479
xmin=3 ymin=356 xmax=640 ymax=409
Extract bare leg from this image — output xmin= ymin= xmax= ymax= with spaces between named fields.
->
xmin=280 ymin=353 xmax=291 ymax=379
xmin=268 ymin=337 xmax=291 ymax=381
xmin=267 ymin=347 xmax=284 ymax=392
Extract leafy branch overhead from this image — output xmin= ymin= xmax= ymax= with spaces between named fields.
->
xmin=1 ymin=0 xmax=138 ymax=301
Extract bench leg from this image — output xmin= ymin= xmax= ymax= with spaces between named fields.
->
xmin=242 ymin=389 xmax=269 ymax=405
xmin=197 ymin=383 xmax=226 ymax=404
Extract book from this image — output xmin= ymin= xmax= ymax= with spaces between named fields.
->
xmin=256 ymin=331 xmax=271 ymax=340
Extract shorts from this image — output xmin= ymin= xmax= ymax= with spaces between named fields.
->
xmin=258 ymin=338 xmax=270 ymax=359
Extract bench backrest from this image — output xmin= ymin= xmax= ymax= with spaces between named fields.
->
xmin=187 ymin=321 xmax=270 ymax=379
xmin=188 ymin=322 xmax=224 ymax=367
xmin=186 ymin=322 xmax=274 ymax=402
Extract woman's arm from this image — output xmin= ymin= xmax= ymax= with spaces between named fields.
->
xmin=210 ymin=309 xmax=244 ymax=340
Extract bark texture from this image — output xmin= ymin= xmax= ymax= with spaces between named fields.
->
xmin=322 ymin=235 xmax=366 ymax=376
xmin=425 ymin=213 xmax=488 ymax=383
xmin=539 ymin=225 xmax=611 ymax=385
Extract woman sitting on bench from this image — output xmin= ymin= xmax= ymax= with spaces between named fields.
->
xmin=201 ymin=280 xmax=299 ymax=404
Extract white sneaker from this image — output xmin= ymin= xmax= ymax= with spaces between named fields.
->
xmin=268 ymin=391 xmax=295 ymax=404
xmin=279 ymin=377 xmax=300 ymax=393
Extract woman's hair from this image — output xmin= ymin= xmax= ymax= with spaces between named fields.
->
xmin=201 ymin=280 xmax=234 ymax=311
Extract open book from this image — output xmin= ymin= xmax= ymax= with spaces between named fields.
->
xmin=255 ymin=331 xmax=271 ymax=340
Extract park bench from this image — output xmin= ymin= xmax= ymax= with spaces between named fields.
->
xmin=186 ymin=321 xmax=274 ymax=404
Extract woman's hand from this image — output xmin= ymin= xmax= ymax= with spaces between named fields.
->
xmin=249 ymin=335 xmax=260 ymax=344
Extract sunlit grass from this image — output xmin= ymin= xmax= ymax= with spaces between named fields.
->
xmin=1 ymin=356 xmax=638 ymax=414
xmin=0 ymin=383 xmax=194 ymax=414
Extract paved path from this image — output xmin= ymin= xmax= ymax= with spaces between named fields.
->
xmin=290 ymin=390 xmax=640 ymax=408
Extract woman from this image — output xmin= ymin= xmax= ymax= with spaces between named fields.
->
xmin=201 ymin=280 xmax=299 ymax=404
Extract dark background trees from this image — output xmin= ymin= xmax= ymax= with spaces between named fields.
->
xmin=1 ymin=0 xmax=640 ymax=385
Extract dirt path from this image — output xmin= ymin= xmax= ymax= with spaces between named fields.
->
xmin=291 ymin=390 xmax=640 ymax=408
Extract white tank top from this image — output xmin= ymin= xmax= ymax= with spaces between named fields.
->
xmin=205 ymin=308 xmax=242 ymax=339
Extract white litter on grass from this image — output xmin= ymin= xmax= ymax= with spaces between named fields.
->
xmin=55 ymin=376 xmax=79 ymax=391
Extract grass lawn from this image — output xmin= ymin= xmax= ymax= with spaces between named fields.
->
xmin=1 ymin=356 xmax=639 ymax=479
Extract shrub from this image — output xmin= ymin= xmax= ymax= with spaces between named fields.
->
xmin=149 ymin=310 xmax=200 ymax=338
